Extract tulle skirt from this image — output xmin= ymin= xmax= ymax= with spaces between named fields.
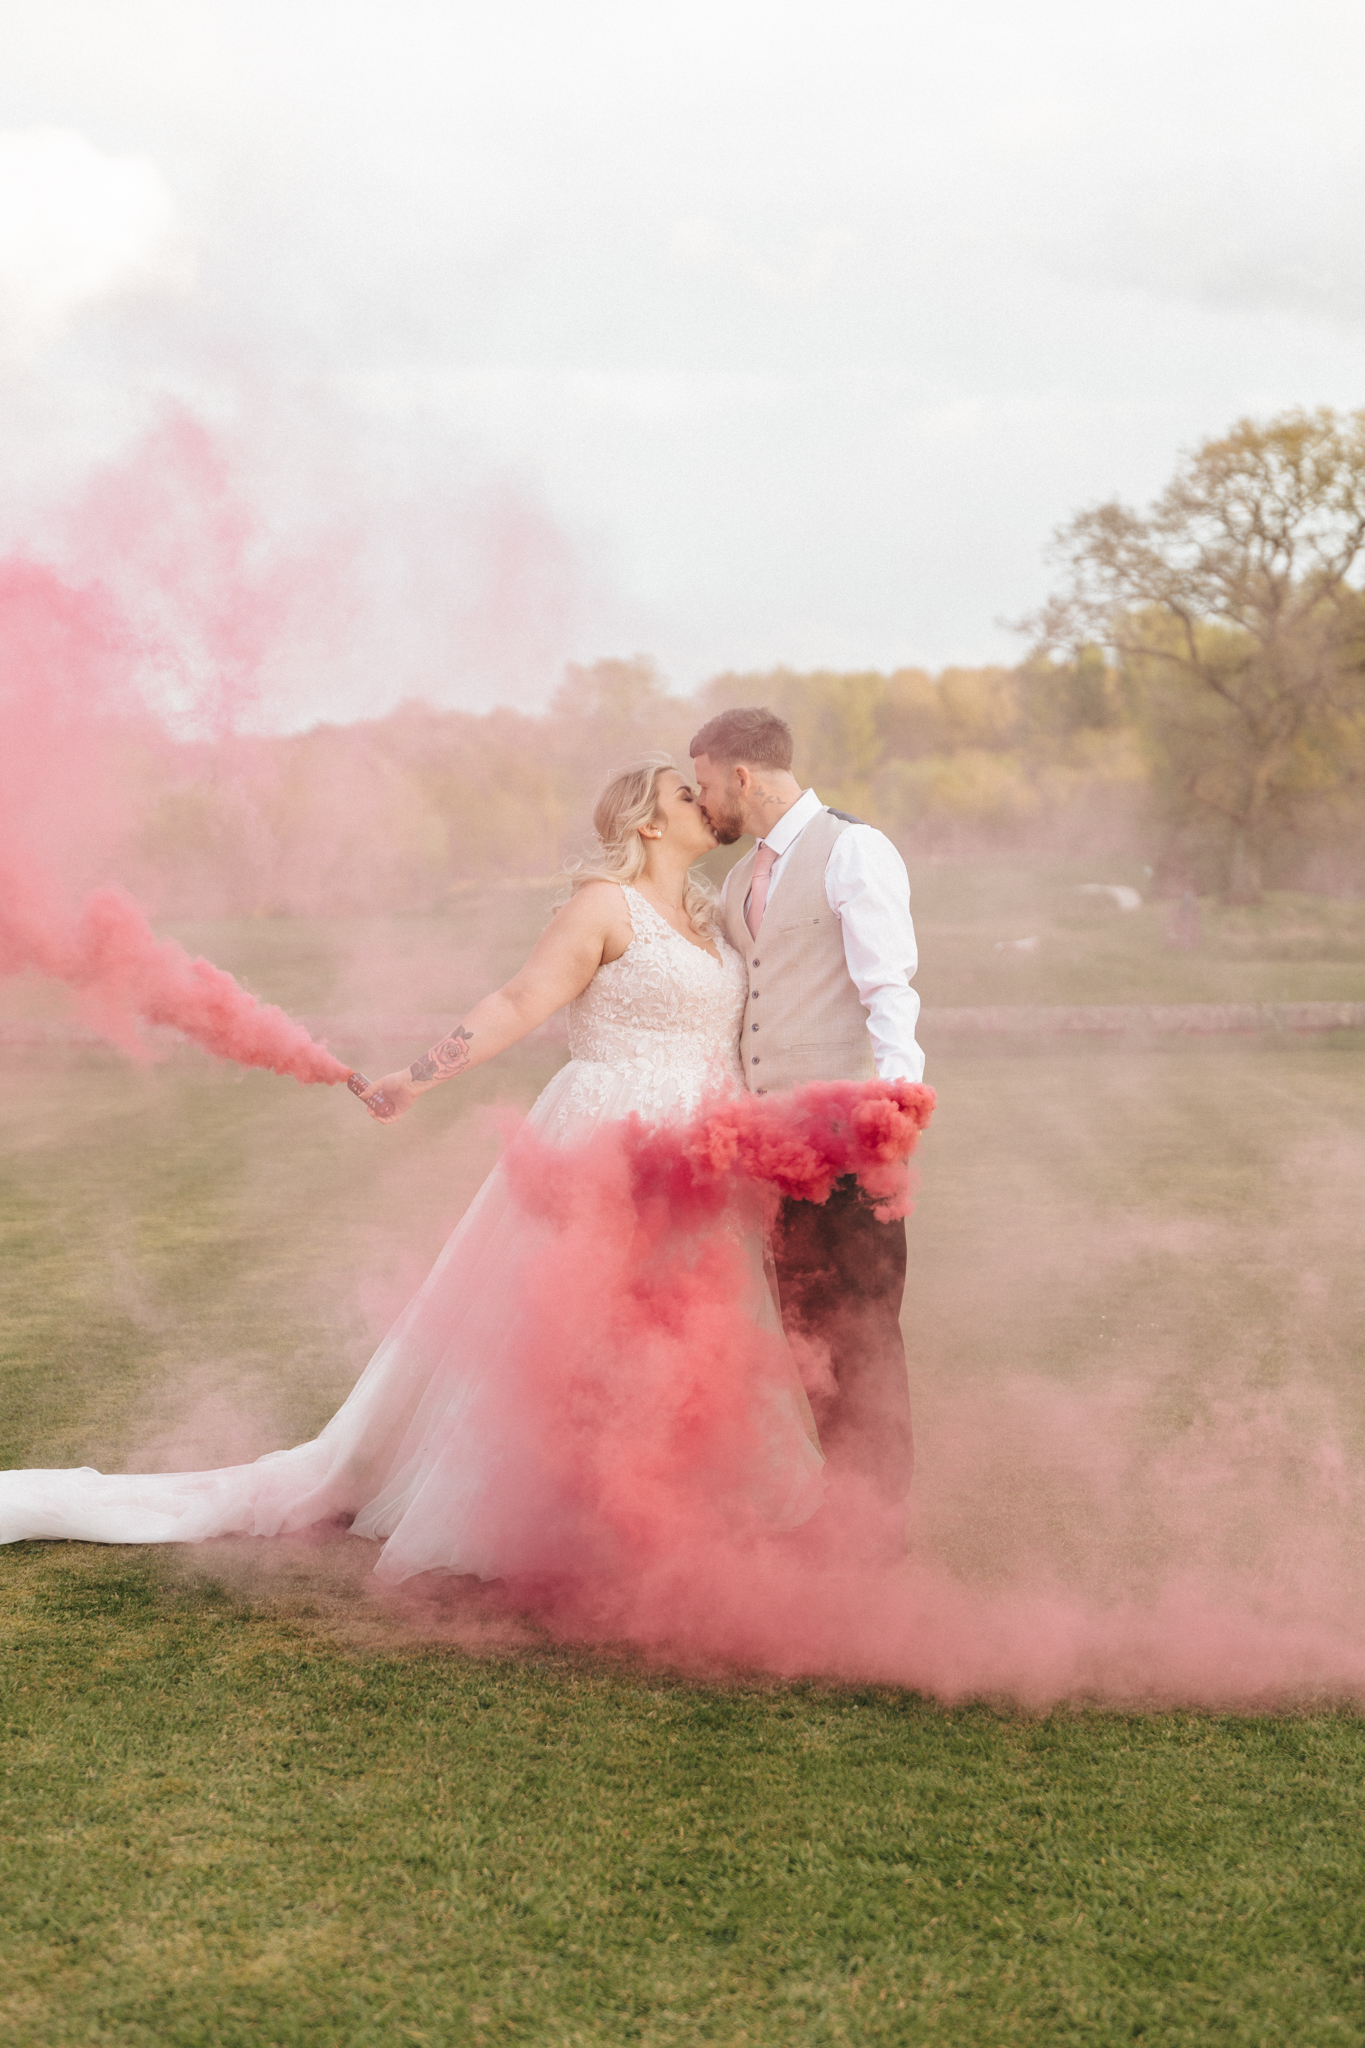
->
xmin=0 ymin=1058 xmax=825 ymax=1579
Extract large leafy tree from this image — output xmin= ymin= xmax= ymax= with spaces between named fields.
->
xmin=1033 ymin=408 xmax=1365 ymax=899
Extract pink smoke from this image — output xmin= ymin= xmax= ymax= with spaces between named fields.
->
xmin=379 ymin=1079 xmax=1365 ymax=1707
xmin=0 ymin=880 xmax=349 ymax=1083
xmin=58 ymin=405 xmax=346 ymax=736
xmin=410 ymin=1080 xmax=935 ymax=1585
xmin=0 ymin=449 xmax=349 ymax=1085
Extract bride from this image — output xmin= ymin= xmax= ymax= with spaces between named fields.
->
xmin=0 ymin=756 xmax=824 ymax=1580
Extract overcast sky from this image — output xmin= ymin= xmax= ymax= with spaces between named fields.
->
xmin=1 ymin=0 xmax=1363 ymax=723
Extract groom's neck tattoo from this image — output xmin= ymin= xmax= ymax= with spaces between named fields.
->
xmin=410 ymin=1024 xmax=474 ymax=1085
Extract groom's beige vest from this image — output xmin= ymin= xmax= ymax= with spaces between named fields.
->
xmin=722 ymin=808 xmax=876 ymax=1096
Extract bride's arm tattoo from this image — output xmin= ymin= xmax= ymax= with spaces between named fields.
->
xmin=410 ymin=1024 xmax=474 ymax=1086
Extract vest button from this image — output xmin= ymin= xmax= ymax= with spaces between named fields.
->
xmin=756 ymin=1087 xmax=767 ymax=1095
xmin=751 ymin=1056 xmax=760 ymax=1065
xmin=752 ymin=958 xmax=760 ymax=967
xmin=751 ymin=1022 xmax=758 ymax=1031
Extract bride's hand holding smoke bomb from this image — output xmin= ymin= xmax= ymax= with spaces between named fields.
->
xmin=351 ymin=1025 xmax=475 ymax=1121
xmin=346 ymin=1072 xmax=398 ymax=1119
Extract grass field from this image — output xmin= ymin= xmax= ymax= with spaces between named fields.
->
xmin=3 ymin=868 xmax=1365 ymax=2043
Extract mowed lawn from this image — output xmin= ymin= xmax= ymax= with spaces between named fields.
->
xmin=3 ymin=880 xmax=1365 ymax=2045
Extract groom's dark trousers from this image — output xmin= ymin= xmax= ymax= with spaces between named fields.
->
xmin=772 ymin=1175 xmax=914 ymax=1504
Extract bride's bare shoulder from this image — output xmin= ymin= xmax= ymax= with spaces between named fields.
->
xmin=550 ymin=880 xmax=633 ymax=940
xmin=555 ymin=880 xmax=634 ymax=964
xmin=558 ymin=878 xmax=629 ymax=921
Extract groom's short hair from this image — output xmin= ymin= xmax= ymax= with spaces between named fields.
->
xmin=689 ymin=706 xmax=793 ymax=771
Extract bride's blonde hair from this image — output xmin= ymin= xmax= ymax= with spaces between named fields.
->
xmin=563 ymin=752 xmax=719 ymax=933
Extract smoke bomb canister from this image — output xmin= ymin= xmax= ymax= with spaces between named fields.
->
xmin=346 ymin=1071 xmax=394 ymax=1117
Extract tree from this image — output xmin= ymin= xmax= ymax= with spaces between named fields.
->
xmin=1032 ymin=409 xmax=1365 ymax=900
xmin=1017 ymin=646 xmax=1123 ymax=741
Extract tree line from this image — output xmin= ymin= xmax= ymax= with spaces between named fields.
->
xmin=122 ymin=649 xmax=1150 ymax=919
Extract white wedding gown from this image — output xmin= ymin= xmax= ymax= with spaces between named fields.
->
xmin=0 ymin=887 xmax=824 ymax=1580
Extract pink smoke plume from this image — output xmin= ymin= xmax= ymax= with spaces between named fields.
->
xmin=510 ymin=1075 xmax=934 ymax=1527
xmin=0 ymin=880 xmax=349 ymax=1084
xmin=369 ymin=1079 xmax=936 ymax=1600
xmin=379 ymin=1079 xmax=1365 ymax=1708
xmin=0 ymin=442 xmax=349 ymax=1085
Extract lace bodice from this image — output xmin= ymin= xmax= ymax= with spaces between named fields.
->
xmin=557 ymin=886 xmax=747 ymax=1125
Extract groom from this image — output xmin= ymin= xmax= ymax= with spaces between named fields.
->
xmin=689 ymin=706 xmax=924 ymax=1517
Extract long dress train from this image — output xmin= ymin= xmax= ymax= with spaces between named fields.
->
xmin=0 ymin=888 xmax=824 ymax=1578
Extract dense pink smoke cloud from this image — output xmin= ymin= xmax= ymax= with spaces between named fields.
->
xmin=376 ymin=1081 xmax=1365 ymax=1707
xmin=376 ymin=1079 xmax=936 ymax=1587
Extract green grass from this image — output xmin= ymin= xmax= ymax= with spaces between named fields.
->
xmin=5 ymin=1550 xmax=1364 ymax=2045
xmin=4 ymin=876 xmax=1365 ymax=2042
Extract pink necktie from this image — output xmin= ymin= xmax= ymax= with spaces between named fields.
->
xmin=746 ymin=843 xmax=778 ymax=940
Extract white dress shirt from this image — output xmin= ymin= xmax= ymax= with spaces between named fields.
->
xmin=723 ymin=787 xmax=925 ymax=1084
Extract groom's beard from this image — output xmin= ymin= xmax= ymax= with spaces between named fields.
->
xmin=699 ymin=798 xmax=745 ymax=845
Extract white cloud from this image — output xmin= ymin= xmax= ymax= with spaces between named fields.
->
xmin=673 ymin=217 xmax=855 ymax=299
xmin=0 ymin=126 xmax=191 ymax=362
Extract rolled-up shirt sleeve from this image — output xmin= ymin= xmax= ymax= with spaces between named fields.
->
xmin=824 ymin=827 xmax=925 ymax=1083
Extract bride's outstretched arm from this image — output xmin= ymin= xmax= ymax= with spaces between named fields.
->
xmin=355 ymin=882 xmax=630 ymax=1121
